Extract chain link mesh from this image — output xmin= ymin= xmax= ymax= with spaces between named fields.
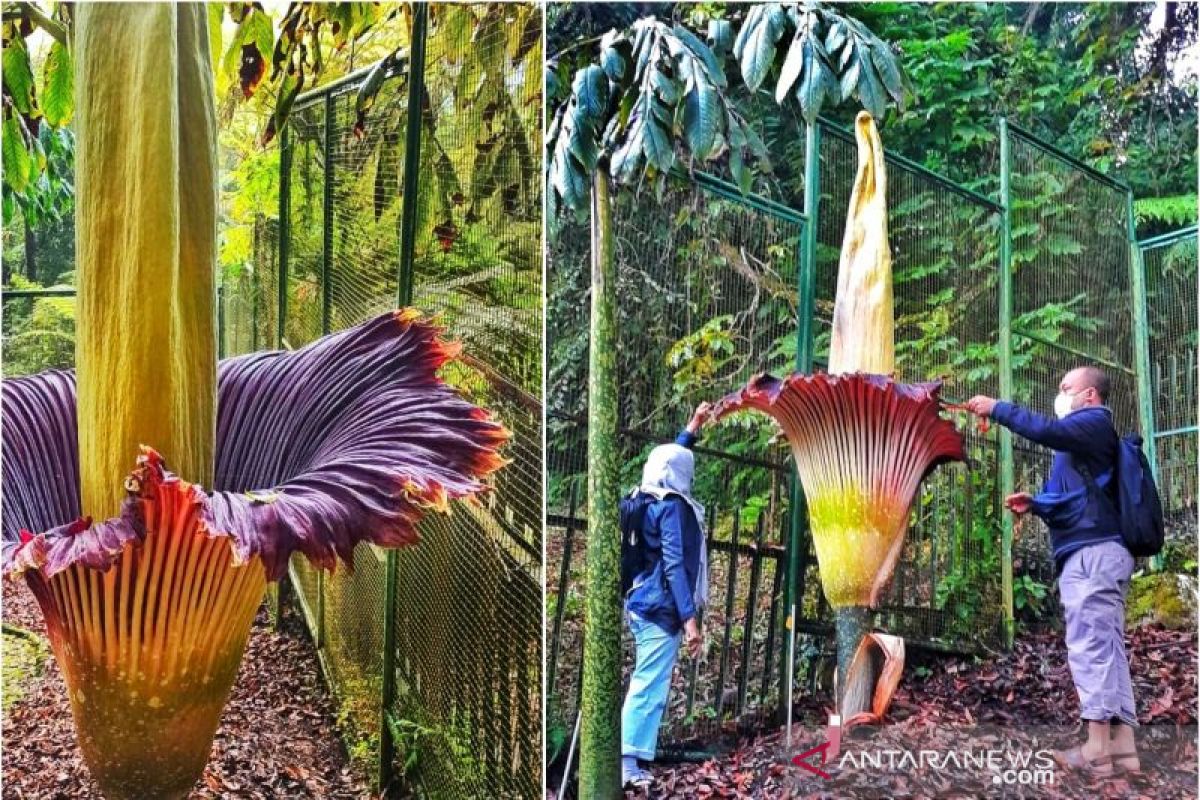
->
xmin=1007 ymin=131 xmax=1142 ymax=586
xmin=546 ymin=179 xmax=804 ymax=749
xmin=266 ymin=5 xmax=543 ymax=796
xmin=1144 ymin=230 xmax=1198 ymax=548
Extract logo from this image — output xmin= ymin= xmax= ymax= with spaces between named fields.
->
xmin=789 ymin=736 xmax=1056 ymax=788
xmin=791 ymin=741 xmax=833 ymax=779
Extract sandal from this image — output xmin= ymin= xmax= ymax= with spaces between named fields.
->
xmin=1110 ymin=750 xmax=1142 ymax=775
xmin=1052 ymin=747 xmax=1114 ymax=777
xmin=622 ymin=768 xmax=653 ymax=790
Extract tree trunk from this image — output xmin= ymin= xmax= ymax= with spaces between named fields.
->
xmin=23 ymin=217 xmax=37 ymax=282
xmin=578 ymin=168 xmax=623 ymax=799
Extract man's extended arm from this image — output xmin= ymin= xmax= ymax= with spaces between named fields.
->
xmin=988 ymin=402 xmax=1111 ymax=454
xmin=675 ymin=401 xmax=712 ymax=448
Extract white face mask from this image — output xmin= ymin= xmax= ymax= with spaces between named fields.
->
xmin=1054 ymin=391 xmax=1077 ymax=419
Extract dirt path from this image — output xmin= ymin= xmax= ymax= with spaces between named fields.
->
xmin=1 ymin=581 xmax=374 ymax=799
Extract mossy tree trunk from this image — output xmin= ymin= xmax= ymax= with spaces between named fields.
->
xmin=578 ymin=169 xmax=622 ymax=799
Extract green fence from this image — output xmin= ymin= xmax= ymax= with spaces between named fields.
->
xmin=545 ymin=115 xmax=1165 ymax=765
xmin=1142 ymin=226 xmax=1198 ymax=553
xmin=248 ymin=5 xmax=544 ymax=797
xmin=1001 ymin=122 xmax=1153 ymax=593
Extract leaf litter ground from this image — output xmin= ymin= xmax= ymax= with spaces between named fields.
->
xmin=1 ymin=580 xmax=374 ymax=799
xmin=625 ymin=624 xmax=1197 ymax=799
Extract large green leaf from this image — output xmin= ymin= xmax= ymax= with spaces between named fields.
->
xmin=245 ymin=10 xmax=275 ymax=69
xmin=2 ymin=117 xmax=33 ymax=195
xmin=672 ymin=23 xmax=726 ymax=88
xmin=574 ymin=65 xmax=608 ymax=118
xmin=3 ymin=38 xmax=36 ymax=116
xmin=852 ymin=49 xmax=887 ymax=119
xmin=708 ymin=20 xmax=733 ymax=57
xmin=683 ymin=76 xmax=720 ymax=160
xmin=775 ymin=28 xmax=807 ymax=104
xmin=41 ymin=41 xmax=73 ymax=127
xmin=796 ymin=39 xmax=831 ymax=122
xmin=734 ymin=4 xmax=787 ymax=92
xmin=870 ymin=40 xmax=906 ymax=106
xmin=640 ymin=103 xmax=674 ymax=174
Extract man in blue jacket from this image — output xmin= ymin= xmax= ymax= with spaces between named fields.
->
xmin=621 ymin=403 xmax=711 ymax=788
xmin=967 ymin=366 xmax=1139 ymax=776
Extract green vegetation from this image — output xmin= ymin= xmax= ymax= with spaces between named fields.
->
xmin=1127 ymin=571 xmax=1196 ymax=630
xmin=1 ymin=625 xmax=49 ymax=713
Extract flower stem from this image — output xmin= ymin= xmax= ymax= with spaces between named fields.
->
xmin=834 ymin=605 xmax=872 ymax=713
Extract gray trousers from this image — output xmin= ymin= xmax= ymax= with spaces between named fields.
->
xmin=1058 ymin=540 xmax=1137 ymax=726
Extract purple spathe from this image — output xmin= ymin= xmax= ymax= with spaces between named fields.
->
xmin=2 ymin=311 xmax=509 ymax=581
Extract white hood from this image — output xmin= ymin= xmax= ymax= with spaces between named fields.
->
xmin=637 ymin=443 xmax=709 ymax=611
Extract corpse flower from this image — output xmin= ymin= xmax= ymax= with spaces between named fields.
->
xmin=1 ymin=6 xmax=507 ymax=799
xmin=3 ymin=314 xmax=508 ymax=798
xmin=711 ymin=112 xmax=966 ymax=717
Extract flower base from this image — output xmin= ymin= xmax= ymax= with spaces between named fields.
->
xmin=20 ymin=465 xmax=265 ymax=799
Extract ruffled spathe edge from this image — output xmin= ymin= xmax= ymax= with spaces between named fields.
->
xmin=711 ymin=370 xmax=967 ymax=478
xmin=3 ymin=311 xmax=510 ymax=581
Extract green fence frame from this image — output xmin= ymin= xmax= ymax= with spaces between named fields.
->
xmin=999 ymin=120 xmax=1160 ymax=601
xmin=1139 ymin=224 xmax=1198 ymax=569
xmin=265 ymin=4 xmax=543 ymax=796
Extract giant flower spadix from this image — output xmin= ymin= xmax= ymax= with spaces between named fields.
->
xmin=712 ymin=111 xmax=964 ymax=716
xmin=1 ymin=5 xmax=508 ymax=798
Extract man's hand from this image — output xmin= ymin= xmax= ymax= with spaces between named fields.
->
xmin=965 ymin=395 xmax=997 ymax=417
xmin=683 ymin=617 xmax=702 ymax=658
xmin=1005 ymin=492 xmax=1033 ymax=515
xmin=686 ymin=402 xmax=713 ymax=434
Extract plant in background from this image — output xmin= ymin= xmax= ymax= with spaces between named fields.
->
xmin=1 ymin=5 xmax=507 ymax=798
xmin=712 ymin=113 xmax=966 ymax=719
xmin=1012 ymin=574 xmax=1049 ymax=621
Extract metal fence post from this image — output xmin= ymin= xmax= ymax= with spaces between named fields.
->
xmin=1126 ymin=189 xmax=1161 ymax=571
xmin=277 ymin=123 xmax=291 ymax=349
xmin=780 ymin=120 xmax=819 ymax=712
xmin=217 ymin=284 xmax=226 ymax=359
xmin=322 ymin=93 xmax=335 ymax=336
xmin=997 ymin=118 xmax=1016 ymax=648
xmin=380 ymin=3 xmax=428 ymax=792
xmin=274 ymin=118 xmax=293 ymax=630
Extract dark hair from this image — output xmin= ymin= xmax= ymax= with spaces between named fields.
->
xmin=1078 ymin=366 xmax=1111 ymax=403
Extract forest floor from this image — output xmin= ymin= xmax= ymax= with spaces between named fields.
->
xmin=629 ymin=624 xmax=1197 ymax=799
xmin=1 ymin=580 xmax=374 ymax=799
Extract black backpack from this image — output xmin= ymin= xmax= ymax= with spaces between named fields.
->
xmin=1111 ymin=434 xmax=1165 ymax=557
xmin=1084 ymin=433 xmax=1165 ymax=558
xmin=618 ymin=491 xmax=659 ymax=597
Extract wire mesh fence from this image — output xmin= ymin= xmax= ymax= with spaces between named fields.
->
xmin=234 ymin=4 xmax=544 ymax=796
xmin=546 ymin=175 xmax=805 ymax=752
xmin=1005 ymin=127 xmax=1145 ymax=588
xmin=1143 ymin=227 xmax=1198 ymax=554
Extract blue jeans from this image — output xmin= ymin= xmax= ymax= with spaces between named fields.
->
xmin=621 ymin=612 xmax=682 ymax=760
